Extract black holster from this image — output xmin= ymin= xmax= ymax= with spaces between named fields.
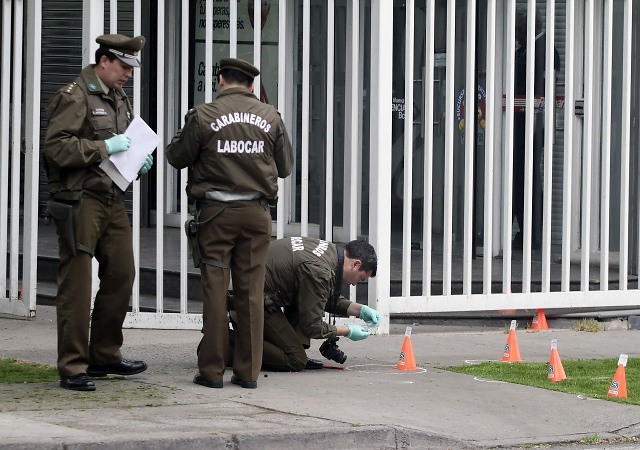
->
xmin=47 ymin=191 xmax=83 ymax=256
xmin=184 ymin=202 xmax=227 ymax=269
xmin=185 ymin=216 xmax=203 ymax=269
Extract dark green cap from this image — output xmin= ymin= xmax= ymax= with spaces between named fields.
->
xmin=96 ymin=34 xmax=146 ymax=67
xmin=219 ymin=58 xmax=260 ymax=78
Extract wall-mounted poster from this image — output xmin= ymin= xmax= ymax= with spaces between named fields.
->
xmin=193 ymin=0 xmax=279 ymax=106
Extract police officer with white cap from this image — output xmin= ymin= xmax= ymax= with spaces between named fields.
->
xmin=44 ymin=34 xmax=152 ymax=392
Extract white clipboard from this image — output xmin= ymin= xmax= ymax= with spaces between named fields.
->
xmin=99 ymin=116 xmax=159 ymax=191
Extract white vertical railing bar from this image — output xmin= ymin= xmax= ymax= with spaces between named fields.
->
xmin=483 ymin=0 xmax=496 ymax=294
xmin=84 ymin=1 xmax=103 ymax=308
xmin=253 ymin=0 xmax=261 ymax=100
xmin=442 ymin=0 xmax=456 ymax=296
xmin=632 ymin=0 xmax=638 ymax=284
xmin=401 ymin=0 xmax=414 ymax=296
xmin=369 ymin=0 xmax=393 ymax=333
xmin=9 ymin=0 xmax=24 ymax=298
xmin=619 ymin=0 xmax=632 ymax=290
xmin=276 ymin=0 xmax=287 ymax=238
xmin=346 ymin=0 xmax=359 ymax=243
xmin=599 ymin=0 xmax=613 ymax=291
xmin=422 ymin=0 xmax=435 ymax=297
xmin=522 ymin=0 xmax=536 ymax=291
xmin=82 ymin=0 xmax=103 ymax=65
xmin=325 ymin=0 xmax=335 ymax=242
xmin=180 ymin=0 xmax=189 ymax=313
xmin=131 ymin=0 xmax=141 ymax=313
xmin=301 ymin=0 xmax=310 ymax=236
xmin=463 ymin=0 xmax=476 ymax=295
xmin=502 ymin=0 xmax=516 ymax=293
xmin=155 ymin=0 xmax=166 ymax=312
xmin=22 ymin=0 xmax=42 ymax=313
xmin=230 ymin=0 xmax=237 ymax=57
xmin=345 ymin=0 xmax=361 ymax=302
xmin=561 ymin=0 xmax=575 ymax=291
xmin=354 ymin=0 xmax=365 ymax=302
xmin=110 ymin=0 xmax=117 ymax=33
xmin=205 ymin=0 xmax=213 ymax=104
xmin=541 ymin=0 xmax=556 ymax=291
xmin=0 ymin=0 xmax=12 ymax=299
xmin=580 ymin=0 xmax=594 ymax=292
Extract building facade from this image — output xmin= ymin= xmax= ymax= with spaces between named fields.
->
xmin=2 ymin=0 xmax=640 ymax=332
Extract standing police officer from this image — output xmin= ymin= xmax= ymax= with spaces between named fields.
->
xmin=166 ymin=58 xmax=293 ymax=389
xmin=44 ymin=34 xmax=153 ymax=391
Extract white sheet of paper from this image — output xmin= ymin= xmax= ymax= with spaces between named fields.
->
xmin=99 ymin=116 xmax=159 ymax=191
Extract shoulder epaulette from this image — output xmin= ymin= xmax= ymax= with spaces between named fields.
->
xmin=62 ymin=82 xmax=79 ymax=95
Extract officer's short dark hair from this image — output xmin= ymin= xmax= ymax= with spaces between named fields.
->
xmin=218 ymin=68 xmax=254 ymax=87
xmin=345 ymin=240 xmax=377 ymax=277
xmin=95 ymin=47 xmax=118 ymax=64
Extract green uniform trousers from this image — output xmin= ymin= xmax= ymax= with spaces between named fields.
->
xmin=197 ymin=200 xmax=271 ymax=383
xmin=261 ymin=307 xmax=310 ymax=372
xmin=228 ymin=307 xmax=309 ymax=372
xmin=55 ymin=196 xmax=134 ymax=377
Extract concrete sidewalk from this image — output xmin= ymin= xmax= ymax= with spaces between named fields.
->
xmin=1 ymin=306 xmax=639 ymax=449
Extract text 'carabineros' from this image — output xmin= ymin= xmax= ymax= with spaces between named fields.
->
xmin=210 ymin=112 xmax=272 ymax=133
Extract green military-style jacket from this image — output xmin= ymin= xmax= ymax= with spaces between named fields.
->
xmin=44 ymin=65 xmax=133 ymax=195
xmin=165 ymin=86 xmax=293 ymax=203
xmin=264 ymin=237 xmax=352 ymax=340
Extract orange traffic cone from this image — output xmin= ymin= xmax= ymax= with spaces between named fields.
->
xmin=607 ymin=354 xmax=628 ymax=398
xmin=530 ymin=309 xmax=549 ymax=330
xmin=501 ymin=320 xmax=523 ymax=362
xmin=548 ymin=339 xmax=566 ymax=382
xmin=396 ymin=326 xmax=417 ymax=370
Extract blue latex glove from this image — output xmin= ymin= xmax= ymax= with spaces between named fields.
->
xmin=359 ymin=305 xmax=381 ymax=325
xmin=105 ymin=134 xmax=131 ymax=154
xmin=346 ymin=323 xmax=370 ymax=341
xmin=139 ymin=154 xmax=154 ymax=175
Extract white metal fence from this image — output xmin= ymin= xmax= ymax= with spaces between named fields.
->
xmin=1 ymin=0 xmax=639 ymax=334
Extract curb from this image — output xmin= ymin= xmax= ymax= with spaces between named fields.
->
xmin=0 ymin=426 xmax=473 ymax=450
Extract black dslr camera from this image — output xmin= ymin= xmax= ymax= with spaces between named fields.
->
xmin=319 ymin=337 xmax=347 ymax=364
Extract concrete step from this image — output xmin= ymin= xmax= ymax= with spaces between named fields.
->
xmin=37 ymin=254 xmax=203 ymax=301
xmin=37 ymin=280 xmax=203 ymax=314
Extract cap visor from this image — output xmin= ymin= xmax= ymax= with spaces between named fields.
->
xmin=115 ymin=54 xmax=140 ymax=67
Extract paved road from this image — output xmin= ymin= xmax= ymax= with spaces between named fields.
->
xmin=1 ymin=306 xmax=639 ymax=449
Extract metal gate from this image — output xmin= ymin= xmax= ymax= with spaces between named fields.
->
xmin=2 ymin=0 xmax=639 ymax=334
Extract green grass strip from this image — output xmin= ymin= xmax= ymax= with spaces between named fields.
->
xmin=445 ymin=358 xmax=639 ymax=405
xmin=0 ymin=358 xmax=59 ymax=384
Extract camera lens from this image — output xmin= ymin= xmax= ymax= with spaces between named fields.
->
xmin=319 ymin=338 xmax=347 ymax=364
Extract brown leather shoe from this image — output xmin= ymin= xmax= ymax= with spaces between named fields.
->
xmin=60 ymin=373 xmax=96 ymax=391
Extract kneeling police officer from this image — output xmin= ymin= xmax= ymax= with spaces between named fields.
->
xmin=219 ymin=237 xmax=381 ymax=371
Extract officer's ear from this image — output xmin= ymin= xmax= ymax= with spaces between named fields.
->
xmin=97 ymin=54 xmax=110 ymax=67
xmin=352 ymin=259 xmax=362 ymax=271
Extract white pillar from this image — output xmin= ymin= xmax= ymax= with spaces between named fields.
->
xmin=83 ymin=0 xmax=104 ymax=66
xmin=369 ymin=0 xmax=393 ymax=334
